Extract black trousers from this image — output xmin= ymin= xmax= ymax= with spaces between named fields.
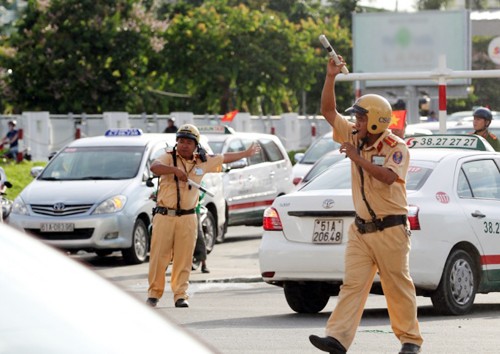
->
xmin=193 ymin=213 xmax=207 ymax=261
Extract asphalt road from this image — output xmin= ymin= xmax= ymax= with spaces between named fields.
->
xmin=81 ymin=226 xmax=500 ymax=354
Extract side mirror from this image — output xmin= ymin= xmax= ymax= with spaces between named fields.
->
xmin=30 ymin=166 xmax=44 ymax=178
xmin=227 ymin=158 xmax=248 ymax=170
xmin=146 ymin=177 xmax=155 ymax=188
xmin=294 ymin=152 xmax=304 ymax=163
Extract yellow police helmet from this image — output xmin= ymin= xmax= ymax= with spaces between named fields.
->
xmin=346 ymin=94 xmax=392 ymax=134
xmin=176 ymin=124 xmax=200 ymax=144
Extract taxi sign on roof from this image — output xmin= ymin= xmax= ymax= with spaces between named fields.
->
xmin=105 ymin=128 xmax=143 ymax=137
xmin=405 ymin=134 xmax=495 ymax=151
xmin=197 ymin=125 xmax=235 ymax=134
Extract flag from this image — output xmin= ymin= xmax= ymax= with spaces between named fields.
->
xmin=221 ymin=110 xmax=238 ymax=122
xmin=389 ymin=110 xmax=406 ymax=130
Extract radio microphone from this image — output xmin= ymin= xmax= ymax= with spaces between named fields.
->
xmin=319 ymin=34 xmax=349 ymax=75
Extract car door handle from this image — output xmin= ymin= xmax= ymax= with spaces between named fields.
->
xmin=471 ymin=210 xmax=486 ymax=218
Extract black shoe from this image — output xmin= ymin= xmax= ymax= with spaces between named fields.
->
xmin=309 ymin=335 xmax=346 ymax=353
xmin=399 ymin=343 xmax=421 ymax=354
xmin=175 ymin=298 xmax=189 ymax=308
xmin=146 ymin=297 xmax=158 ymax=307
xmin=201 ymin=265 xmax=210 ymax=273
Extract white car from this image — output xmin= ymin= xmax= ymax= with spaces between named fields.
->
xmin=201 ymin=126 xmax=294 ymax=231
xmin=259 ymin=134 xmax=500 ymax=315
xmin=8 ymin=129 xmax=226 ymax=263
xmin=0 ymin=222 xmax=213 ymax=353
xmin=291 ymin=132 xmax=341 ymax=186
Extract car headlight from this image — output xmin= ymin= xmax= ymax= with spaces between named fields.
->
xmin=93 ymin=196 xmax=127 ymax=215
xmin=11 ymin=197 xmax=29 ymax=216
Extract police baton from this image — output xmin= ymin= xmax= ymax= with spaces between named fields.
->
xmin=187 ymin=179 xmax=215 ymax=198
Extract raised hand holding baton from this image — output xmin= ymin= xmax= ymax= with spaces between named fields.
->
xmin=319 ymin=34 xmax=349 ymax=75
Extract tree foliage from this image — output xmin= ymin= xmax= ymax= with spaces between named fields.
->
xmin=0 ymin=0 xmax=353 ymax=115
xmin=1 ymin=0 xmax=168 ymax=113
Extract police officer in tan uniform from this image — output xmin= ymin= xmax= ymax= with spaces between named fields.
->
xmin=471 ymin=107 xmax=500 ymax=152
xmin=147 ymin=124 xmax=259 ymax=308
xmin=309 ymin=57 xmax=423 ymax=354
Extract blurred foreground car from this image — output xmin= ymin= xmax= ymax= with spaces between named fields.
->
xmin=0 ymin=222 xmax=213 ymax=353
xmin=201 ymin=126 xmax=293 ymax=231
xmin=259 ymin=134 xmax=500 ymax=315
xmin=291 ymin=132 xmax=340 ymax=185
xmin=8 ymin=129 xmax=226 ymax=263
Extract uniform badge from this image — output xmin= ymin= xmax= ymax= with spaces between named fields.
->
xmin=372 ymin=155 xmax=385 ymax=166
xmin=392 ymin=151 xmax=403 ymax=164
xmin=195 ymin=167 xmax=204 ymax=176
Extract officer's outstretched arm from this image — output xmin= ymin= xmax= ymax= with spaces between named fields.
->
xmin=223 ymin=142 xmax=260 ymax=163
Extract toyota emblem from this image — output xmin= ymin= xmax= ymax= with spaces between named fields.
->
xmin=322 ymin=199 xmax=334 ymax=209
xmin=53 ymin=203 xmax=66 ymax=211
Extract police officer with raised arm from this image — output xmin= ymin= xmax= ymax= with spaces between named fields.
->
xmin=309 ymin=55 xmax=423 ymax=354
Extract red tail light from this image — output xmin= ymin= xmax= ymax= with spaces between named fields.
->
xmin=292 ymin=177 xmax=302 ymax=185
xmin=263 ymin=207 xmax=283 ymax=231
xmin=408 ymin=205 xmax=420 ymax=230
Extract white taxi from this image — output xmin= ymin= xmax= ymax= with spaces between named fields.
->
xmin=200 ymin=126 xmax=294 ymax=232
xmin=259 ymin=134 xmax=500 ymax=315
xmin=8 ymin=129 xmax=226 ymax=264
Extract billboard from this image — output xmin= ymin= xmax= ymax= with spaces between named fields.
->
xmin=352 ymin=10 xmax=471 ymax=87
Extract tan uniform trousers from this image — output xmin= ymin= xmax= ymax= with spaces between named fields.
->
xmin=325 ymin=223 xmax=423 ymax=349
xmin=148 ymin=213 xmax=197 ymax=302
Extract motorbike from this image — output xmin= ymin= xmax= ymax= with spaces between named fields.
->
xmin=1 ymin=181 xmax=13 ymax=223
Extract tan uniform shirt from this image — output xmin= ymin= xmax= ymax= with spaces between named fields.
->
xmin=155 ymin=152 xmax=223 ymax=210
xmin=333 ymin=114 xmax=409 ymax=220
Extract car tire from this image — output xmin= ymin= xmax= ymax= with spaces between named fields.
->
xmin=122 ymin=219 xmax=149 ymax=265
xmin=201 ymin=210 xmax=216 ymax=254
xmin=430 ymin=249 xmax=478 ymax=315
xmin=284 ymin=282 xmax=330 ymax=314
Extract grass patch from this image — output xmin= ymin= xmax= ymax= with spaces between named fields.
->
xmin=1 ymin=160 xmax=47 ymax=199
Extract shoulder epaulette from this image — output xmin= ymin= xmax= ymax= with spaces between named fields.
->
xmin=489 ymin=132 xmax=498 ymax=140
xmin=383 ymin=136 xmax=398 ymax=147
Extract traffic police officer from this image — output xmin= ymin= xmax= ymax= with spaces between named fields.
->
xmin=472 ymin=107 xmax=500 ymax=152
xmin=147 ymin=124 xmax=258 ymax=308
xmin=309 ymin=57 xmax=423 ymax=354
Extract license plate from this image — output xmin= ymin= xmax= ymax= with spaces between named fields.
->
xmin=40 ymin=223 xmax=75 ymax=232
xmin=312 ymin=219 xmax=343 ymax=244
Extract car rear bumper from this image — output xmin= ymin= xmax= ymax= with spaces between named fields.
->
xmin=258 ymin=230 xmax=347 ymax=282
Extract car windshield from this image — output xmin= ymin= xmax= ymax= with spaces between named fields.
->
xmin=302 ymin=153 xmax=345 ymax=184
xmin=39 ymin=146 xmax=145 ymax=181
xmin=301 ymin=136 xmax=340 ymax=164
xmin=301 ymin=159 xmax=433 ymax=191
xmin=207 ymin=141 xmax=224 ymax=154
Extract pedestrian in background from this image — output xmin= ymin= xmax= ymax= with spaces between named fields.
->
xmin=163 ymin=118 xmax=178 ymax=133
xmin=471 ymin=107 xmax=500 ymax=152
xmin=309 ymin=55 xmax=423 ymax=354
xmin=147 ymin=124 xmax=259 ymax=308
xmin=1 ymin=120 xmax=19 ymax=161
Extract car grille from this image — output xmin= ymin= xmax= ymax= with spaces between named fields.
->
xmin=30 ymin=203 xmax=93 ymax=216
xmin=25 ymin=228 xmax=94 ymax=240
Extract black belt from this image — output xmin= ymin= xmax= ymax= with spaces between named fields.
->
xmin=153 ymin=206 xmax=195 ymax=217
xmin=354 ymin=215 xmax=407 ymax=234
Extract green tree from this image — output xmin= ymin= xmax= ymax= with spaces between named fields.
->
xmin=159 ymin=0 xmax=352 ymax=115
xmin=1 ymin=0 xmax=168 ymax=113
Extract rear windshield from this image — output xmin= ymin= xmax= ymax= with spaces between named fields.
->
xmin=40 ymin=146 xmax=145 ymax=181
xmin=301 ymin=160 xmax=433 ymax=191
xmin=301 ymin=137 xmax=341 ymax=164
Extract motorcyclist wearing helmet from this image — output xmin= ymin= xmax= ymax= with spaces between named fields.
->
xmin=472 ymin=107 xmax=500 ymax=152
xmin=146 ymin=123 xmax=260 ymax=308
xmin=309 ymin=57 xmax=423 ymax=354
